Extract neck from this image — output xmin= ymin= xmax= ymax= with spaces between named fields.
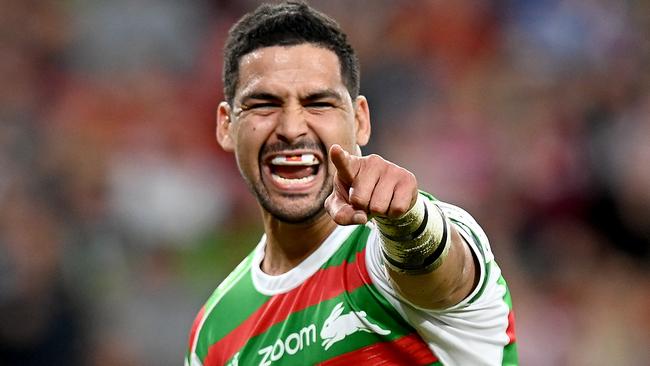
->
xmin=260 ymin=209 xmax=338 ymax=276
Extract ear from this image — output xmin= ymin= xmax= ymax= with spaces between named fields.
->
xmin=353 ymin=96 xmax=371 ymax=147
xmin=216 ymin=101 xmax=235 ymax=152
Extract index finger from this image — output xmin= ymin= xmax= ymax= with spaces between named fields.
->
xmin=329 ymin=144 xmax=360 ymax=186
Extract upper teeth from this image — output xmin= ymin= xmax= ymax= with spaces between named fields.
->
xmin=271 ymin=153 xmax=318 ymax=166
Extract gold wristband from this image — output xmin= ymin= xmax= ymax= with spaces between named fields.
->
xmin=375 ymin=196 xmax=450 ymax=274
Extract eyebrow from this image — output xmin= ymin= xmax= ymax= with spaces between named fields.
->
xmin=238 ymin=92 xmax=282 ymax=105
xmin=301 ymin=89 xmax=343 ymax=102
xmin=238 ymin=89 xmax=344 ymax=105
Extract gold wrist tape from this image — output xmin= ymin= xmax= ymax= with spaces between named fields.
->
xmin=374 ymin=196 xmax=427 ymax=239
xmin=375 ymin=196 xmax=450 ymax=274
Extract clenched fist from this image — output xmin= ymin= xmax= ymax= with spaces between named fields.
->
xmin=325 ymin=144 xmax=419 ymax=225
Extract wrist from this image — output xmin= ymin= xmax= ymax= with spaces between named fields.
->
xmin=375 ymin=195 xmax=450 ymax=275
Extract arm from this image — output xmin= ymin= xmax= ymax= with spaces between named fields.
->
xmin=325 ymin=144 xmax=479 ymax=309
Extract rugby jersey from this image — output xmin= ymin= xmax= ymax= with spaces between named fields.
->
xmin=185 ymin=194 xmax=518 ymax=365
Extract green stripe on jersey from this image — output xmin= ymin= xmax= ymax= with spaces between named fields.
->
xmin=497 ymin=274 xmax=518 ymax=365
xmin=203 ymin=253 xmax=256 ymax=316
xmin=326 ymin=225 xmax=370 ymax=268
xmin=502 ymin=342 xmax=518 ymax=366
xmin=497 ymin=275 xmax=512 ymax=310
xmin=196 ymin=255 xmax=269 ymax=360
xmin=418 ymin=190 xmax=438 ymax=202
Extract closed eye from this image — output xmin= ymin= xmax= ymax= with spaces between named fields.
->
xmin=305 ymin=101 xmax=334 ymax=108
xmin=247 ymin=102 xmax=280 ymax=109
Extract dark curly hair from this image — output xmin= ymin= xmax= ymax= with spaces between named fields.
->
xmin=222 ymin=1 xmax=360 ymax=105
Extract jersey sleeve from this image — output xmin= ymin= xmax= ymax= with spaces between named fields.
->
xmin=367 ymin=193 xmax=494 ymax=308
xmin=365 ymin=194 xmax=512 ymax=365
xmin=435 ymin=199 xmax=494 ymax=309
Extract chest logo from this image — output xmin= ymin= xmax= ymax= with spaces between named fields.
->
xmin=320 ymin=301 xmax=391 ymax=350
xmin=256 ymin=301 xmax=391 ymax=366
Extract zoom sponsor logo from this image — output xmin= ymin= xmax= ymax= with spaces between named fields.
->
xmin=257 ymin=324 xmax=317 ymax=366
xmin=256 ymin=302 xmax=390 ymax=366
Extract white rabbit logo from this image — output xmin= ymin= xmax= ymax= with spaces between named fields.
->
xmin=320 ymin=301 xmax=391 ymax=351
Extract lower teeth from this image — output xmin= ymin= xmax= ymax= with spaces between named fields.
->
xmin=272 ymin=174 xmax=315 ymax=185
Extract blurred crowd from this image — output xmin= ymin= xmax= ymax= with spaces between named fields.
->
xmin=1 ymin=0 xmax=648 ymax=365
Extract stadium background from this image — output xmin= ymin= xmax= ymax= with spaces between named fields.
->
xmin=1 ymin=0 xmax=648 ymax=365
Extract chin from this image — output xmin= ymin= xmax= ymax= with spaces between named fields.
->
xmin=262 ymin=195 xmax=326 ymax=224
xmin=272 ymin=210 xmax=324 ymax=224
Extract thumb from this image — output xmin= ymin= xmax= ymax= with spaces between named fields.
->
xmin=329 ymin=144 xmax=360 ymax=186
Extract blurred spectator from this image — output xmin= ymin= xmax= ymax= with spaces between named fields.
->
xmin=0 ymin=184 xmax=85 ymax=365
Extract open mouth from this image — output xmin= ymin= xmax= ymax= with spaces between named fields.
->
xmin=267 ymin=153 xmax=321 ymax=186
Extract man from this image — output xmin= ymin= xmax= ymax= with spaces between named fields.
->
xmin=185 ymin=2 xmax=517 ymax=365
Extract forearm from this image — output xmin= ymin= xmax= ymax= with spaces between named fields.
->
xmin=375 ymin=195 xmax=478 ymax=309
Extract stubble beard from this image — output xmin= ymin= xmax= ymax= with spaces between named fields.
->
xmin=244 ymin=140 xmax=333 ymax=224
xmin=255 ymin=175 xmax=333 ymax=224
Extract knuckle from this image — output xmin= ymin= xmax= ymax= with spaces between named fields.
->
xmin=349 ymin=194 xmax=367 ymax=209
xmin=366 ymin=154 xmax=384 ymax=166
xmin=389 ymin=203 xmax=410 ymax=218
xmin=369 ymin=201 xmax=386 ymax=215
xmin=334 ymin=213 xmax=347 ymax=225
xmin=407 ymin=171 xmax=417 ymax=185
xmin=400 ymin=169 xmax=417 ymax=187
xmin=332 ymin=207 xmax=348 ymax=224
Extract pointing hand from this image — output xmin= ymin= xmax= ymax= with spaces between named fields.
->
xmin=325 ymin=144 xmax=418 ymax=225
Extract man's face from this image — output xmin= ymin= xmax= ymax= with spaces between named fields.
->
xmin=219 ymin=44 xmax=369 ymax=223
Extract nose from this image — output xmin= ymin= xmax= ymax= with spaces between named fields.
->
xmin=275 ymin=104 xmax=308 ymax=143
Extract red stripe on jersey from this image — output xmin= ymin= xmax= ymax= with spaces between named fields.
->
xmin=188 ymin=306 xmax=206 ymax=351
xmin=204 ymin=250 xmax=371 ymax=365
xmin=506 ymin=310 xmax=516 ymax=344
xmin=317 ymin=333 xmax=438 ymax=366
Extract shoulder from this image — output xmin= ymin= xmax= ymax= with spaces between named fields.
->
xmin=205 ymin=252 xmax=258 ymax=310
xmin=186 ymin=252 xmax=257 ymax=359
